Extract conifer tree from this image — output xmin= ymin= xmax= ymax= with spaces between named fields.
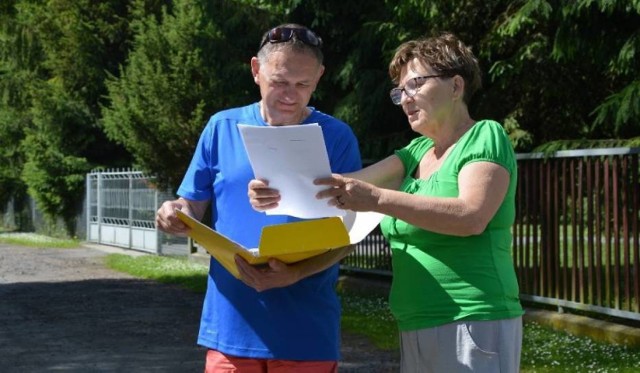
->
xmin=102 ymin=0 xmax=269 ymax=188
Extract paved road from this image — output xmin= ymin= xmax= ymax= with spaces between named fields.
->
xmin=0 ymin=244 xmax=399 ymax=372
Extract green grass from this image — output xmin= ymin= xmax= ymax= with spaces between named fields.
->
xmin=339 ymin=290 xmax=399 ymax=350
xmin=105 ymin=254 xmax=209 ymax=293
xmin=522 ymin=321 xmax=640 ymax=372
xmin=0 ymin=232 xmax=80 ymax=248
xmin=102 ymin=253 xmax=640 ymax=372
xmin=338 ymin=288 xmax=640 ymax=372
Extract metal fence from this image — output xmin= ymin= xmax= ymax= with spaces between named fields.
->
xmin=85 ymin=147 xmax=640 ymax=322
xmin=344 ymin=147 xmax=640 ymax=323
xmin=85 ymin=169 xmax=393 ymax=260
xmin=1 ymin=195 xmax=83 ymax=237
xmin=514 ymin=148 xmax=640 ymax=321
xmin=342 ymin=227 xmax=392 ymax=275
xmin=86 ymin=169 xmax=188 ymax=255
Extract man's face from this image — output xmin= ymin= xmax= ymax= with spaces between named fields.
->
xmin=251 ymin=49 xmax=324 ymax=126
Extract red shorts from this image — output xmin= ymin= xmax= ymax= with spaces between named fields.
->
xmin=205 ymin=349 xmax=338 ymax=373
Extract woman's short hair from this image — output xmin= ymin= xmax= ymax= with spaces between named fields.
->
xmin=389 ymin=32 xmax=482 ymax=104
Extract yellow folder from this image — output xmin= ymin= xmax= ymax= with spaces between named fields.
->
xmin=175 ymin=210 xmax=351 ymax=278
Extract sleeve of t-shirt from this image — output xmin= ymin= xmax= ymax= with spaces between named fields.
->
xmin=394 ymin=136 xmax=432 ymax=178
xmin=325 ymin=125 xmax=363 ymax=173
xmin=177 ymin=118 xmax=216 ymax=201
xmin=456 ymin=120 xmax=516 ymax=175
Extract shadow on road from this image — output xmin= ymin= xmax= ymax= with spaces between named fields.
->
xmin=0 ymin=278 xmax=206 ymax=372
xmin=0 ymin=244 xmax=400 ymax=372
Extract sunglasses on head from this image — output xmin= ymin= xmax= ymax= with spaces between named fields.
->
xmin=259 ymin=27 xmax=323 ymax=50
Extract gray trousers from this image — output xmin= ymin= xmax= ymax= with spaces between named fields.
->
xmin=400 ymin=317 xmax=522 ymax=373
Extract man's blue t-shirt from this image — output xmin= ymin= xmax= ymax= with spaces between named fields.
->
xmin=177 ymin=102 xmax=362 ymax=360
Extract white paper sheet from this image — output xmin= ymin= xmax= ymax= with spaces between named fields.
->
xmin=342 ymin=210 xmax=385 ymax=244
xmin=239 ymin=124 xmax=346 ymax=219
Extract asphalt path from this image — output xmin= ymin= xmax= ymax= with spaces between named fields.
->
xmin=0 ymin=243 xmax=399 ymax=372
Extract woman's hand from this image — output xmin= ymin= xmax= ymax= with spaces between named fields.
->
xmin=314 ymin=174 xmax=381 ymax=212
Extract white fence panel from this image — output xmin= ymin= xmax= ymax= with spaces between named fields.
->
xmin=86 ymin=169 xmax=188 ymax=254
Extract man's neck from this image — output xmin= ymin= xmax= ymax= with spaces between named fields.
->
xmin=260 ymin=103 xmax=310 ymax=126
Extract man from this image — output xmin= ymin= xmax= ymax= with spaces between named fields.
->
xmin=155 ymin=23 xmax=361 ymax=372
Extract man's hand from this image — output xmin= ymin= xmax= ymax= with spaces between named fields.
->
xmin=248 ymin=179 xmax=280 ymax=212
xmin=155 ymin=200 xmax=190 ymax=236
xmin=155 ymin=198 xmax=209 ymax=236
xmin=235 ymin=255 xmax=301 ymax=292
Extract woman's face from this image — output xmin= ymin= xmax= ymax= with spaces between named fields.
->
xmin=397 ymin=58 xmax=455 ymax=135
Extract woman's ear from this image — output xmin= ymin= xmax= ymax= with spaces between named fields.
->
xmin=452 ymin=75 xmax=465 ymax=100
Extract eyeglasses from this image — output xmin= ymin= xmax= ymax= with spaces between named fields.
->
xmin=259 ymin=27 xmax=323 ymax=50
xmin=389 ymin=75 xmax=445 ymax=105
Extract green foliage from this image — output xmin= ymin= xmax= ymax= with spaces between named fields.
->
xmin=15 ymin=0 xmax=137 ymax=166
xmin=593 ymin=80 xmax=640 ymax=137
xmin=0 ymin=108 xmax=26 ymax=208
xmin=102 ymin=0 xmax=269 ymax=188
xmin=20 ymin=82 xmax=92 ymax=234
xmin=503 ymin=114 xmax=534 ymax=151
xmin=317 ymin=0 xmax=528 ymax=157
xmin=2 ymin=0 xmax=640 ymax=223
xmin=0 ymin=0 xmax=33 ymax=212
xmin=482 ymin=0 xmax=640 ymax=150
xmin=0 ymin=0 xmax=163 ymax=233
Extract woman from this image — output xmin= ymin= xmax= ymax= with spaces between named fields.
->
xmin=249 ymin=32 xmax=523 ymax=373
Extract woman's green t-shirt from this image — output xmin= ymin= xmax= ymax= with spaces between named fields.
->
xmin=380 ymin=119 xmax=524 ymax=331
